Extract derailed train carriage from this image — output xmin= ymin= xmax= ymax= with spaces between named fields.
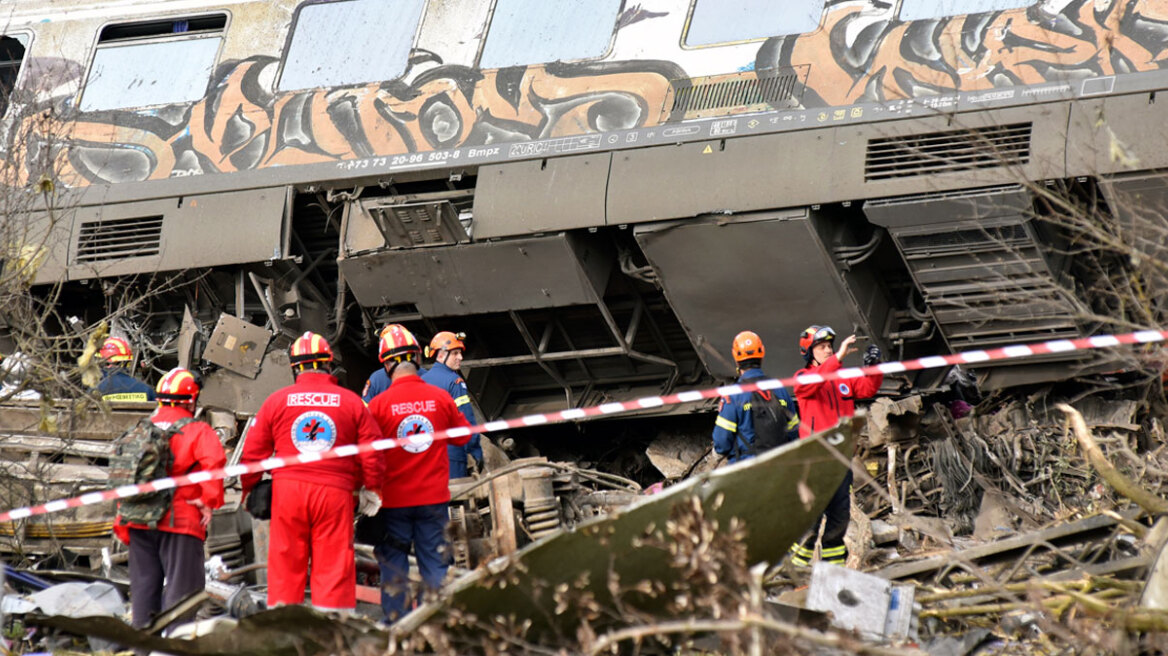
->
xmin=0 ymin=0 xmax=1164 ymax=422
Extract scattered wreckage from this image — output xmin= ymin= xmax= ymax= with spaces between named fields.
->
xmin=4 ymin=362 xmax=1168 ymax=654
xmin=5 ymin=417 xmax=858 ymax=655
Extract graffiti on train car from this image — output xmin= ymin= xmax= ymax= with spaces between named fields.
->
xmin=4 ymin=0 xmax=1168 ymax=187
xmin=7 ymin=56 xmax=682 ymax=186
xmin=759 ymin=0 xmax=1168 ymax=106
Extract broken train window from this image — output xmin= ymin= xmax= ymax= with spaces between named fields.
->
xmin=79 ymin=14 xmax=226 ymax=112
xmin=684 ymin=0 xmax=825 ymax=47
xmin=478 ymin=0 xmax=623 ymax=69
xmin=278 ymin=0 xmax=426 ymax=92
xmin=0 ymin=34 xmax=28 ymax=118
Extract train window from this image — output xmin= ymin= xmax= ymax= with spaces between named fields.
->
xmin=898 ymin=0 xmax=1036 ymax=20
xmin=478 ymin=0 xmax=622 ymax=69
xmin=80 ymin=15 xmax=225 ymax=112
xmin=278 ymin=0 xmax=426 ymax=91
xmin=685 ymin=0 xmax=823 ymax=46
xmin=0 ymin=35 xmax=27 ymax=118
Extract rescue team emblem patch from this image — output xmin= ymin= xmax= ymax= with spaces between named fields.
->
xmin=838 ymin=382 xmax=851 ymax=396
xmin=398 ymin=414 xmax=435 ymax=453
xmin=291 ymin=411 xmax=338 ymax=453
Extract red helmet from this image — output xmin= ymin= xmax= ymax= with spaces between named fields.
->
xmin=425 ymin=331 xmax=466 ymax=359
xmin=799 ymin=325 xmax=836 ymax=362
xmin=156 ymin=367 xmax=200 ymax=406
xmin=289 ymin=332 xmax=333 ymax=369
xmin=99 ymin=336 xmax=133 ymax=363
xmin=379 ymin=324 xmax=421 ymax=364
xmin=731 ymin=331 xmax=765 ymax=363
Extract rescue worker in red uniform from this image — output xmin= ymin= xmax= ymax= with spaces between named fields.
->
xmin=115 ymin=368 xmax=225 ymax=629
xmin=241 ymin=332 xmax=384 ymax=611
xmin=367 ymin=324 xmax=471 ymax=621
xmin=789 ymin=325 xmax=883 ymax=568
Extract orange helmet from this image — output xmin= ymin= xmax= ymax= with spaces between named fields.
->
xmin=731 ymin=331 xmax=765 ymax=363
xmin=289 ymin=332 xmax=333 ymax=369
xmin=156 ymin=367 xmax=200 ymax=406
xmin=99 ymin=336 xmax=133 ymax=363
xmin=379 ymin=324 xmax=421 ymax=364
xmin=425 ymin=331 xmax=466 ymax=359
xmin=799 ymin=325 xmax=836 ymax=362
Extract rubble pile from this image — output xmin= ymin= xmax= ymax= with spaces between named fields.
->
xmin=848 ymin=380 xmax=1168 ymax=653
xmin=3 ymin=377 xmax=1168 ymax=653
xmin=857 ymin=385 xmax=1164 ymax=546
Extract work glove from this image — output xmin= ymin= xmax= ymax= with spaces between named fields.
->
xmin=357 ymin=488 xmax=382 ymax=517
xmin=863 ymin=344 xmax=883 ymax=366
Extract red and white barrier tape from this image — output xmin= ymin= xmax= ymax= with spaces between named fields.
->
xmin=2 ymin=330 xmax=1165 ymax=523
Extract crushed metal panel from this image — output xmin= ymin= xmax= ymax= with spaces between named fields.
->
xmin=200 ymin=348 xmax=293 ymax=415
xmin=396 ymin=418 xmax=859 ymax=640
xmin=339 ymin=233 xmax=612 ymax=315
xmin=202 ymin=314 xmax=273 ymax=378
xmin=634 ymin=212 xmax=860 ymax=379
xmin=66 ymin=188 xmax=288 ymax=280
xmin=340 ymin=197 xmax=387 ymax=255
xmin=473 ymin=153 xmax=611 ymax=239
xmin=176 ymin=305 xmax=200 ymax=370
xmin=354 ymin=198 xmax=468 ymax=249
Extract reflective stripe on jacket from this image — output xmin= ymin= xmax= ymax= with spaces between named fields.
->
xmin=711 ymin=368 xmax=800 ymax=463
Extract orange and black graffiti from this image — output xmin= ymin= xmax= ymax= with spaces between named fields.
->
xmin=14 ymin=56 xmax=682 ymax=186
xmin=7 ymin=0 xmax=1168 ymax=187
xmin=759 ymin=0 xmax=1168 ymax=106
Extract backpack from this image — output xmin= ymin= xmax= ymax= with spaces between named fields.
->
xmin=747 ymin=390 xmax=793 ymax=456
xmin=109 ymin=417 xmax=193 ymax=528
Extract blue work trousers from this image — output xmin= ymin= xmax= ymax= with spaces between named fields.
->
xmin=373 ymin=503 xmax=450 ymax=621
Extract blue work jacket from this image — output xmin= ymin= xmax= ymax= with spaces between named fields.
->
xmin=362 ymin=365 xmax=427 ymax=403
xmin=421 ymin=361 xmax=482 ymax=478
xmin=712 ymin=368 xmax=800 ymax=463
xmin=97 ymin=367 xmax=155 ymax=403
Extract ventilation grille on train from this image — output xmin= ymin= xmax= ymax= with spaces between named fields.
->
xmin=675 ymin=74 xmax=799 ymax=114
xmin=865 ymin=123 xmax=1032 ymax=182
xmin=670 ymin=66 xmax=808 ymax=118
xmin=75 ymin=216 xmax=163 ymax=263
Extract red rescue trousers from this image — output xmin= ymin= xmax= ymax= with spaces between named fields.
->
xmin=268 ymin=478 xmax=356 ymax=610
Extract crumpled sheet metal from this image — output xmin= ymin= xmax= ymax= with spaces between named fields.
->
xmin=27 ymin=581 xmax=125 ymax=618
xmin=396 ymin=417 xmax=861 ymax=639
xmin=29 ymin=604 xmax=388 ymax=656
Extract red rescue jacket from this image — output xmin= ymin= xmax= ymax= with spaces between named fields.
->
xmin=368 ymin=374 xmax=471 ymax=508
xmin=241 ymin=371 xmax=384 ymax=496
xmin=795 ymin=354 xmax=882 ymax=439
xmin=114 ymin=406 xmax=226 ymax=543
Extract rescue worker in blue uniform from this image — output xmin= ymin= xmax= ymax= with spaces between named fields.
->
xmin=363 ymin=325 xmax=426 ymax=403
xmin=712 ymin=331 xmax=799 ymax=463
xmin=420 ymin=331 xmax=483 ymax=478
xmin=95 ymin=336 xmax=155 ymax=403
